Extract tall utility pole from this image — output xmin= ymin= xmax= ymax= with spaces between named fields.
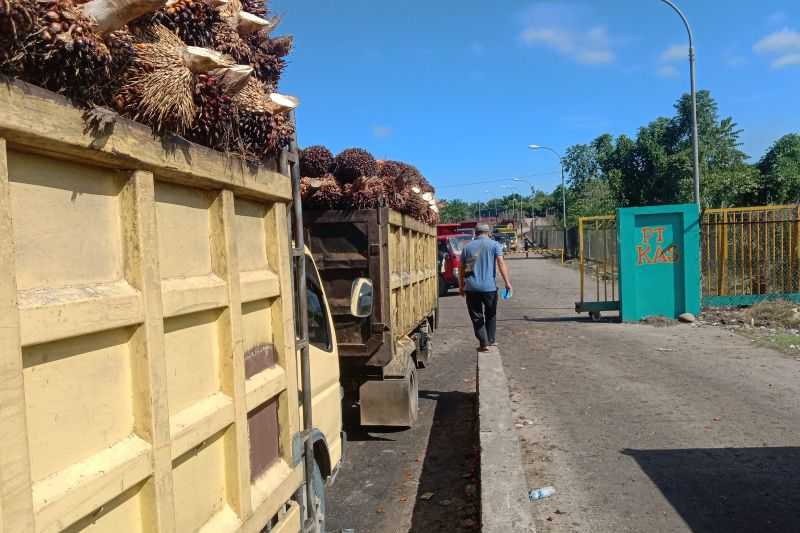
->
xmin=660 ymin=0 xmax=701 ymax=208
xmin=528 ymin=145 xmax=567 ymax=251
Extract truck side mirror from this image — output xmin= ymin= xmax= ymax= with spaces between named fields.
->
xmin=350 ymin=278 xmax=374 ymax=317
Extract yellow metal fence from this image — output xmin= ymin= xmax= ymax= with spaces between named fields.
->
xmin=702 ymin=205 xmax=800 ymax=301
xmin=576 ymin=205 xmax=800 ymax=309
xmin=578 ymin=215 xmax=619 ymax=307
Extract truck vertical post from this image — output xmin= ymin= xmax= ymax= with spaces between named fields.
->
xmin=283 ymin=113 xmax=320 ymax=533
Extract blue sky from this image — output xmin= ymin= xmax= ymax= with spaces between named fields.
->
xmin=271 ymin=0 xmax=800 ymax=201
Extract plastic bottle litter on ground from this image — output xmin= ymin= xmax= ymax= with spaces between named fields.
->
xmin=528 ymin=486 xmax=556 ymax=501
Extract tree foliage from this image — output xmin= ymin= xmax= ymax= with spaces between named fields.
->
xmin=441 ymin=91 xmax=798 ymax=227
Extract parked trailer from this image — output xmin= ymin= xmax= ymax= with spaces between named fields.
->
xmin=304 ymin=208 xmax=438 ymax=427
xmin=0 ymin=81 xmax=350 ymax=533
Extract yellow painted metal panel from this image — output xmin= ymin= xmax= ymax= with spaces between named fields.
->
xmin=22 ymin=328 xmax=135 ymax=483
xmin=8 ymin=150 xmax=125 ymax=291
xmin=171 ymin=430 xmax=229 ymax=532
xmin=234 ymin=199 xmax=270 ymax=273
xmin=155 ymin=182 xmax=213 ymax=280
xmin=164 ymin=310 xmax=223 ymax=416
xmin=0 ymin=86 xmax=319 ymax=533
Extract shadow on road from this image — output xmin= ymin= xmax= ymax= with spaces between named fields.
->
xmin=622 ymin=446 xmax=800 ymax=533
xmin=522 ymin=315 xmax=600 ymax=323
xmin=409 ymin=390 xmax=479 ymax=533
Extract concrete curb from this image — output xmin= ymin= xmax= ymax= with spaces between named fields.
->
xmin=478 ymin=346 xmax=536 ymax=532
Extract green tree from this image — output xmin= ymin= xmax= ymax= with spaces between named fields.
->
xmin=757 ymin=134 xmax=800 ymax=203
xmin=439 ymin=199 xmax=473 ymax=223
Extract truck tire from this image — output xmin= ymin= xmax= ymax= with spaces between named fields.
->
xmin=438 ymin=274 xmax=448 ymax=297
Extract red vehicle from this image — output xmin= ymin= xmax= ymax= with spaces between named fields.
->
xmin=437 ymin=223 xmax=460 ymax=237
xmin=437 ymin=233 xmax=473 ymax=296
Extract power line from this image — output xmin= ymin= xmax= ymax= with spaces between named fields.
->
xmin=434 ymin=170 xmax=561 ymax=189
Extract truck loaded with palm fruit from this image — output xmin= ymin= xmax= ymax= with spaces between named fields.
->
xmin=0 ymin=1 xmax=351 ymax=530
xmin=300 ymin=146 xmax=440 ymax=427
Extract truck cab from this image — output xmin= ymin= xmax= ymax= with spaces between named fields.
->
xmin=437 ymin=233 xmax=473 ymax=296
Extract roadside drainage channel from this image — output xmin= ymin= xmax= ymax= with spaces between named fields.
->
xmin=477 ymin=346 xmax=537 ymax=532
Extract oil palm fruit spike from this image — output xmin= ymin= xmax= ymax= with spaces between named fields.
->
xmin=211 ymin=19 xmax=251 ymax=64
xmin=248 ymin=33 xmax=291 ymax=86
xmin=189 ymin=72 xmax=236 ymax=152
xmin=394 ymin=161 xmax=423 ymax=190
xmin=351 ymin=175 xmax=389 ymax=209
xmin=377 ymin=160 xmax=402 ymax=179
xmin=19 ymin=0 xmax=112 ymax=105
xmin=118 ymin=24 xmax=195 ymax=133
xmin=239 ymin=0 xmax=264 ymax=18
xmin=310 ymin=175 xmax=343 ymax=209
xmin=81 ymin=0 xmax=166 ymax=33
xmin=300 ymin=145 xmax=334 ymax=179
xmin=236 ymin=10 xmax=273 ymax=36
xmin=333 ymin=148 xmax=377 ymax=184
xmin=146 ymin=0 xmax=221 ymax=47
xmin=231 ymin=76 xmax=268 ymax=111
xmin=0 ymin=0 xmax=34 ymax=73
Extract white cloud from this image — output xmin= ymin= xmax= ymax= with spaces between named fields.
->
xmin=372 ymin=126 xmax=393 ymax=139
xmin=656 ymin=65 xmax=679 ymax=78
xmin=519 ymin=3 xmax=616 ymax=65
xmin=773 ymin=53 xmax=800 ymax=68
xmin=753 ymin=28 xmax=800 ymax=69
xmin=660 ymin=44 xmax=688 ymax=62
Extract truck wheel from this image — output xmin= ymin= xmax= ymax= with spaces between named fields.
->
xmin=438 ymin=274 xmax=448 ymax=297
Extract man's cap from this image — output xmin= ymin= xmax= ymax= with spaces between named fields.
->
xmin=476 ymin=223 xmax=491 ymax=233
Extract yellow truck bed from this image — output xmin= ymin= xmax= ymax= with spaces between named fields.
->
xmin=0 ymin=81 xmax=307 ymax=533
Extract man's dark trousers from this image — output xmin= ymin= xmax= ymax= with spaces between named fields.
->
xmin=465 ymin=291 xmax=498 ymax=347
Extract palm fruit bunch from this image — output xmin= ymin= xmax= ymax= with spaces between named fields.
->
xmin=142 ymin=0 xmax=220 ymax=47
xmin=394 ymin=162 xmax=424 ymax=192
xmin=229 ymin=77 xmax=295 ymax=159
xmin=300 ymin=145 xmax=334 ymax=179
xmin=333 ymin=148 xmax=378 ymax=184
xmin=0 ymin=0 xmax=297 ymax=162
xmin=114 ymin=24 xmax=198 ymax=134
xmin=189 ymin=72 xmax=236 ymax=151
xmin=18 ymin=0 xmax=112 ymax=105
xmin=301 ymin=175 xmax=343 ymax=209
xmin=0 ymin=0 xmax=34 ymax=74
xmin=351 ymin=175 xmax=390 ymax=209
xmin=248 ymin=33 xmax=290 ymax=87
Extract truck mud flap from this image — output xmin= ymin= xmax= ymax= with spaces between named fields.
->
xmin=359 ymin=365 xmax=418 ymax=427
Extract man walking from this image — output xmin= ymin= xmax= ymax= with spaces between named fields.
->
xmin=459 ymin=223 xmax=512 ymax=351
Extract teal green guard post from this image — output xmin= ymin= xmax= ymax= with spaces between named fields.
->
xmin=617 ymin=204 xmax=701 ymax=322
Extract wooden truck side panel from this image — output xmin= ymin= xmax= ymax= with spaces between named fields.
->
xmin=305 ymin=208 xmax=437 ymax=370
xmin=0 ymin=82 xmax=305 ymax=533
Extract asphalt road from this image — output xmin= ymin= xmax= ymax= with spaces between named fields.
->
xmin=500 ymin=256 xmax=800 ymax=533
xmin=326 ymin=286 xmax=481 ymax=533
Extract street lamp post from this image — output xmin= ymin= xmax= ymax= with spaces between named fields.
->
xmin=528 ymin=145 xmax=567 ymax=252
xmin=659 ymin=0 xmax=701 ymax=208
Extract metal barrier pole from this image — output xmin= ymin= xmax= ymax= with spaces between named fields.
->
xmin=579 ymin=218 xmax=585 ymax=305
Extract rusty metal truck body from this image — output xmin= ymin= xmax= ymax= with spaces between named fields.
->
xmin=304 ymin=207 xmax=437 ymax=427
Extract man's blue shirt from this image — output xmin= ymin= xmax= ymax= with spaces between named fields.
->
xmin=461 ymin=236 xmax=503 ymax=293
